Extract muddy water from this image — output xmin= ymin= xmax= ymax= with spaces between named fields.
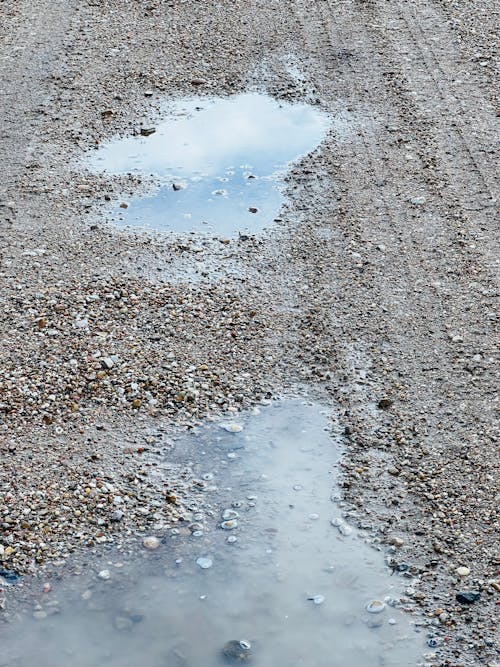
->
xmin=89 ymin=94 xmax=330 ymax=234
xmin=2 ymin=400 xmax=423 ymax=666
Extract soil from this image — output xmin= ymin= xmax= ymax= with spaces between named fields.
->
xmin=0 ymin=1 xmax=498 ymax=665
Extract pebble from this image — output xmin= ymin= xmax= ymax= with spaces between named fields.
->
xmin=455 ymin=566 xmax=471 ymax=577
xmin=308 ymin=594 xmax=325 ymax=605
xmin=220 ymin=519 xmax=238 ymax=530
xmin=196 ymin=557 xmax=213 ymax=569
xmin=143 ymin=536 xmax=161 ymax=550
xmin=308 ymin=513 xmax=320 ymax=520
xmin=0 ymin=568 xmax=21 ymax=585
xmin=456 ymin=591 xmax=481 ymax=605
xmin=365 ymin=600 xmax=386 ymax=614
xmin=331 ymin=518 xmax=352 ymax=535
xmin=97 ymin=569 xmax=111 ymax=580
xmin=222 ymin=509 xmax=239 ymax=520
xmin=222 ymin=639 xmax=252 ymax=662
xmin=226 ymin=536 xmax=238 ymax=544
xmin=220 ymin=422 xmax=243 ymax=433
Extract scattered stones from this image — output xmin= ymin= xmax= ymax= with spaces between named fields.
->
xmin=331 ymin=518 xmax=352 ymax=536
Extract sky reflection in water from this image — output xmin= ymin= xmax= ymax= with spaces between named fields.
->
xmin=90 ymin=94 xmax=331 ymax=234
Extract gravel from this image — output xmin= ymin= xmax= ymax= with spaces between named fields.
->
xmin=0 ymin=0 xmax=498 ymax=665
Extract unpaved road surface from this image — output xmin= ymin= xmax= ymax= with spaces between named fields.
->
xmin=0 ymin=0 xmax=498 ymax=665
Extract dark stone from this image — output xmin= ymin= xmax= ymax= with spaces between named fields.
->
xmin=0 ymin=568 xmax=21 ymax=584
xmin=140 ymin=127 xmax=156 ymax=137
xmin=222 ymin=640 xmax=252 ymax=663
xmin=456 ymin=591 xmax=481 ymax=605
xmin=378 ymin=398 xmax=394 ymax=410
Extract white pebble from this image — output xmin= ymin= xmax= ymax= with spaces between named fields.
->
xmin=143 ymin=536 xmax=161 ymax=550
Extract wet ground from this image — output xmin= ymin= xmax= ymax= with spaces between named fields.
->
xmin=89 ymin=94 xmax=330 ymax=235
xmin=1 ymin=400 xmax=424 ymax=666
xmin=0 ymin=1 xmax=498 ymax=666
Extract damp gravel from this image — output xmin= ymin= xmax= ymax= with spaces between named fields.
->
xmin=1 ymin=400 xmax=423 ymax=667
xmin=88 ymin=93 xmax=330 ymax=235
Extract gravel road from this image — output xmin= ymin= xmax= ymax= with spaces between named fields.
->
xmin=0 ymin=0 xmax=498 ymax=665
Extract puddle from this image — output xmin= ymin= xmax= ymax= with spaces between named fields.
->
xmin=89 ymin=94 xmax=330 ymax=235
xmin=1 ymin=400 xmax=423 ymax=666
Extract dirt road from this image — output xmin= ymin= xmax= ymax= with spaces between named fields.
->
xmin=0 ymin=0 xmax=498 ymax=664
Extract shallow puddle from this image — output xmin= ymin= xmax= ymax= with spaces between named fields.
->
xmin=89 ymin=94 xmax=330 ymax=234
xmin=1 ymin=400 xmax=423 ymax=666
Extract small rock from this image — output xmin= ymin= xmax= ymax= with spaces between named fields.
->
xmin=388 ymin=536 xmax=404 ymax=547
xmin=196 ymin=557 xmax=213 ymax=569
xmin=378 ymin=398 xmax=393 ymax=410
xmin=221 ymin=520 xmax=238 ymax=530
xmin=308 ymin=594 xmax=325 ymax=605
xmin=220 ymin=422 xmax=243 ymax=433
xmin=140 ymin=127 xmax=156 ymax=137
xmin=455 ymin=566 xmax=471 ymax=578
xmin=0 ymin=568 xmax=20 ymax=585
xmin=410 ymin=196 xmax=426 ymax=206
xmin=365 ymin=600 xmax=386 ymax=614
xmin=143 ymin=536 xmax=161 ymax=550
xmin=97 ymin=569 xmax=111 ymax=581
xmin=119 ymin=202 xmax=129 ymax=209
xmin=222 ymin=640 xmax=252 ymax=662
xmin=222 ymin=509 xmax=239 ymax=520
xmin=172 ymin=182 xmax=185 ymax=191
xmin=456 ymin=591 xmax=481 ymax=605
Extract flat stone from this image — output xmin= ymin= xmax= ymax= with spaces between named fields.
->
xmin=456 ymin=591 xmax=481 ymax=605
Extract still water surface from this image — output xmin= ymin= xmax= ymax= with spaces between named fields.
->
xmin=2 ymin=400 xmax=423 ymax=666
xmin=89 ymin=94 xmax=330 ymax=234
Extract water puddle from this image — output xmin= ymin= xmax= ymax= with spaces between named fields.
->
xmin=1 ymin=400 xmax=423 ymax=666
xmin=88 ymin=94 xmax=330 ymax=235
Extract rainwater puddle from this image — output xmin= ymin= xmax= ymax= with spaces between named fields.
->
xmin=2 ymin=400 xmax=423 ymax=666
xmin=89 ymin=94 xmax=330 ymax=235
